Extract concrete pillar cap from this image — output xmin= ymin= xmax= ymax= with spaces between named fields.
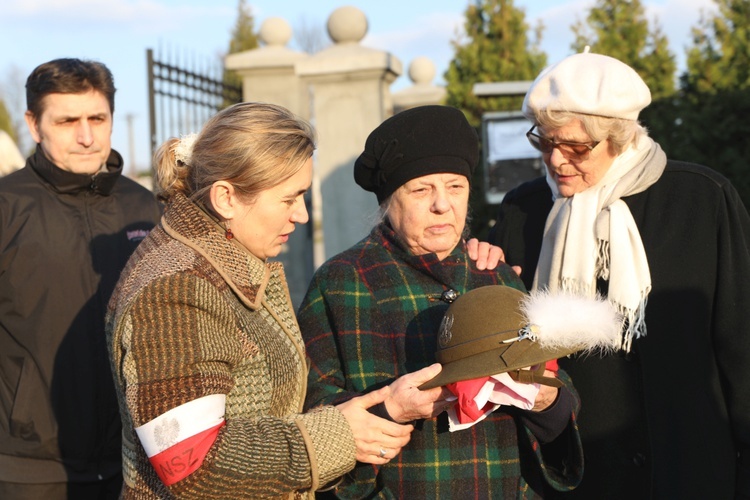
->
xmin=327 ymin=6 xmax=368 ymax=43
xmin=409 ymin=56 xmax=436 ymax=84
xmin=260 ymin=17 xmax=292 ymax=46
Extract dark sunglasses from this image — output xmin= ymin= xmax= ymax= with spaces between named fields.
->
xmin=526 ymin=125 xmax=601 ymax=161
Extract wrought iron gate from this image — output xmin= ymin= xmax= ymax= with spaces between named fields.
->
xmin=146 ymin=47 xmax=242 ymax=168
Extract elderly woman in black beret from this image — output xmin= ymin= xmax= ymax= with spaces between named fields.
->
xmin=298 ymin=105 xmax=583 ymax=499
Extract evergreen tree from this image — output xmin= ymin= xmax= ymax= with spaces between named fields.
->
xmin=571 ymin=0 xmax=676 ymax=99
xmin=644 ymin=0 xmax=750 ymax=206
xmin=444 ymin=0 xmax=548 ymax=239
xmin=228 ymin=0 xmax=258 ymax=55
xmin=444 ymin=0 xmax=547 ymax=127
xmin=222 ymin=0 xmax=258 ymax=105
xmin=0 ymin=66 xmax=29 ymax=153
xmin=682 ymin=0 xmax=750 ymax=94
xmin=0 ymin=99 xmax=16 ymax=143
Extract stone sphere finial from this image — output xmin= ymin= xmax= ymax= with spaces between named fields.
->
xmin=409 ymin=57 xmax=437 ymax=85
xmin=259 ymin=17 xmax=292 ymax=47
xmin=327 ymin=6 xmax=368 ymax=44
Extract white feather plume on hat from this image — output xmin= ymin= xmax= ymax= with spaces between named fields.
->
xmin=419 ymin=285 xmax=626 ymax=390
xmin=520 ymin=289 xmax=624 ymax=353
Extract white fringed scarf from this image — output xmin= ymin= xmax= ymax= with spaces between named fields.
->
xmin=533 ymin=136 xmax=667 ymax=351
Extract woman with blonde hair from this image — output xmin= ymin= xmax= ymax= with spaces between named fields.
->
xmin=106 ymin=102 xmax=445 ymax=499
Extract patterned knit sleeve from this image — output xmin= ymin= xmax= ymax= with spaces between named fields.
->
xmin=113 ymin=272 xmax=354 ymax=498
xmin=297 ymin=261 xmax=365 ymax=410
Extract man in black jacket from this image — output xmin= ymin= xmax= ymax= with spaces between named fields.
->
xmin=0 ymin=58 xmax=162 ymax=499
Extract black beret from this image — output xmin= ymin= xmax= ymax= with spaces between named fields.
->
xmin=353 ymin=105 xmax=479 ymax=203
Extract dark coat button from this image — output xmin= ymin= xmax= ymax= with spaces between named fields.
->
xmin=632 ymin=452 xmax=647 ymax=467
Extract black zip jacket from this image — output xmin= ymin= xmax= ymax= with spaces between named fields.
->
xmin=0 ymin=148 xmax=162 ymax=483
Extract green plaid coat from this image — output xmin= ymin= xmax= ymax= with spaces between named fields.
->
xmin=299 ymin=223 xmax=583 ymax=499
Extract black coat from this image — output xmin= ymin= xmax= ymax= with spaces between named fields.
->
xmin=489 ymin=161 xmax=750 ymax=500
xmin=0 ymin=149 xmax=162 ymax=483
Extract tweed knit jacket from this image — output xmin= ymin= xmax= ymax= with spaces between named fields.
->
xmin=298 ymin=223 xmax=584 ymax=499
xmin=106 ymin=194 xmax=356 ymax=499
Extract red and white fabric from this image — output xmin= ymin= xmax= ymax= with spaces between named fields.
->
xmin=445 ymin=374 xmax=540 ymax=432
xmin=135 ymin=394 xmax=226 ymax=486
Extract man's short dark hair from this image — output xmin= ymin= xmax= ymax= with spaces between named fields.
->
xmin=26 ymin=58 xmax=116 ymax=119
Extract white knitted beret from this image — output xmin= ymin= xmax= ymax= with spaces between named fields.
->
xmin=522 ymin=52 xmax=651 ymax=121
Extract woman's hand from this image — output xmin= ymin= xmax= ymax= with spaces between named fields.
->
xmin=383 ymin=363 xmax=454 ymax=423
xmin=466 ymin=238 xmax=522 ymax=275
xmin=336 ymin=386 xmax=414 ymax=464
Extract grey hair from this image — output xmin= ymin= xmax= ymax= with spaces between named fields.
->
xmin=534 ymin=108 xmax=648 ymax=155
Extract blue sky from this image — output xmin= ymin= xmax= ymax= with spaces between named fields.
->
xmin=0 ymin=0 xmax=714 ymax=171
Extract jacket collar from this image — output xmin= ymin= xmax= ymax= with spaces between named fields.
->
xmin=161 ymin=193 xmax=270 ymax=310
xmin=28 ymin=147 xmax=124 ymax=196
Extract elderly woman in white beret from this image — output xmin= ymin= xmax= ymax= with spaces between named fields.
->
xmin=489 ymin=50 xmax=750 ymax=499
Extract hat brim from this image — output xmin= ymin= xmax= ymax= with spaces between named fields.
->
xmin=419 ymin=340 xmax=579 ymax=390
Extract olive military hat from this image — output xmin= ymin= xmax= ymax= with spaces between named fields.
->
xmin=420 ymin=285 xmax=623 ymax=390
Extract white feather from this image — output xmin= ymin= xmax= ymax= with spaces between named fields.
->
xmin=519 ymin=289 xmax=624 ymax=353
